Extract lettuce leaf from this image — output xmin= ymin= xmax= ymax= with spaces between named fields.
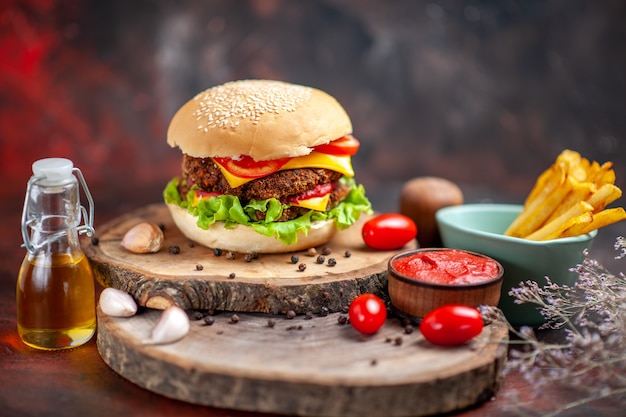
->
xmin=163 ymin=177 xmax=372 ymax=245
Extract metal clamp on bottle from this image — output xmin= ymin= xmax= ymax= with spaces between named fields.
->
xmin=20 ymin=159 xmax=95 ymax=255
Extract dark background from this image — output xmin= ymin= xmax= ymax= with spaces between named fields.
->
xmin=1 ymin=0 xmax=625 ymax=268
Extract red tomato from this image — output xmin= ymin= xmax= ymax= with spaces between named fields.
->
xmin=313 ymin=135 xmax=360 ymax=156
xmin=419 ymin=304 xmax=484 ymax=346
xmin=362 ymin=213 xmax=417 ymax=250
xmin=213 ymin=155 xmax=291 ymax=178
xmin=348 ymin=293 xmax=387 ymax=335
xmin=285 ymin=182 xmax=334 ymax=204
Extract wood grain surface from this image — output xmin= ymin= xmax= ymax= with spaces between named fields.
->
xmin=84 ymin=204 xmax=416 ymax=314
xmin=97 ymin=307 xmax=509 ymax=417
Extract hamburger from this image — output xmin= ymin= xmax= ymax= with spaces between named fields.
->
xmin=163 ymin=79 xmax=372 ymax=253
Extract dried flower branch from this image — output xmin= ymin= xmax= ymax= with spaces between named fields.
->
xmin=481 ymin=236 xmax=626 ymax=416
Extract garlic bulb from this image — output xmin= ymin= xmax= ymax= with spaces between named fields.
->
xmin=146 ymin=306 xmax=190 ymax=345
xmin=99 ymin=287 xmax=138 ymax=317
xmin=121 ymin=222 xmax=164 ymax=253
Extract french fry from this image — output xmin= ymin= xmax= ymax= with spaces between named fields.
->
xmin=544 ymin=176 xmax=594 ymax=225
xmin=586 ymin=183 xmax=622 ymax=212
xmin=591 ymin=161 xmax=615 ymax=186
xmin=505 ymin=163 xmax=566 ymax=237
xmin=559 ymin=150 xmax=587 ymax=182
xmin=559 ymin=207 xmax=626 ymax=238
xmin=536 ymin=212 xmax=593 ymax=241
xmin=525 ymin=201 xmax=593 ymax=241
xmin=505 ymin=149 xmax=625 ymax=240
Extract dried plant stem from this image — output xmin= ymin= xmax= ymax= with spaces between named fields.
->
xmin=540 ymin=386 xmax=626 ymax=417
xmin=481 ymin=236 xmax=626 ymax=416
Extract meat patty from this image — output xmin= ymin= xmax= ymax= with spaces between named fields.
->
xmin=179 ymin=155 xmax=351 ymax=220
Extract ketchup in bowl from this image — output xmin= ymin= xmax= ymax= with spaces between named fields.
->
xmin=387 ymin=248 xmax=504 ymax=319
xmin=391 ymin=249 xmax=501 ymax=285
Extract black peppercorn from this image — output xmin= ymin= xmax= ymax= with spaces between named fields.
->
xmin=204 ymin=316 xmax=215 ymax=326
xmin=169 ymin=245 xmax=180 ymax=254
xmin=321 ymin=246 xmax=331 ymax=256
xmin=316 ymin=255 xmax=325 ymax=264
xmin=213 ymin=248 xmax=223 ymax=257
xmin=298 ymin=263 xmax=306 ymax=272
xmin=286 ymin=310 xmax=296 ymax=319
xmin=189 ymin=311 xmax=204 ymax=321
xmin=327 ymin=258 xmax=337 ymax=267
xmin=290 ymin=255 xmax=299 ymax=264
xmin=230 ymin=314 xmax=240 ymax=324
xmin=91 ymin=236 xmax=99 ymax=246
xmin=195 ymin=264 xmax=204 ymax=271
xmin=344 ymin=250 xmax=351 ymax=258
xmin=228 ymin=272 xmax=236 ymax=279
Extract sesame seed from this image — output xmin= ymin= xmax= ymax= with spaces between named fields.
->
xmin=192 ymin=80 xmax=312 ymax=132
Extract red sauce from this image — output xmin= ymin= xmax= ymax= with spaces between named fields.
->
xmin=392 ymin=250 xmax=500 ymax=285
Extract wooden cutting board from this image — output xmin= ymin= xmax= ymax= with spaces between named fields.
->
xmin=85 ymin=204 xmax=416 ymax=314
xmin=97 ymin=307 xmax=508 ymax=417
xmin=89 ymin=204 xmax=509 ymax=416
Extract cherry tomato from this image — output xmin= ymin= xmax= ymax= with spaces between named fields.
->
xmin=419 ymin=304 xmax=484 ymax=346
xmin=348 ymin=293 xmax=387 ymax=335
xmin=213 ymin=155 xmax=291 ymax=178
xmin=362 ymin=213 xmax=417 ymax=250
xmin=313 ymin=135 xmax=360 ymax=156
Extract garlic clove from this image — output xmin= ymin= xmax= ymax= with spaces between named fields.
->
xmin=99 ymin=287 xmax=138 ymax=317
xmin=146 ymin=306 xmax=190 ymax=345
xmin=121 ymin=222 xmax=164 ymax=254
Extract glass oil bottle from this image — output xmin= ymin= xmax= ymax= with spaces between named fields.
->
xmin=17 ymin=158 xmax=97 ymax=350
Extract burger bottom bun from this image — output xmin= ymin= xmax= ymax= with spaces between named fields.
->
xmin=166 ymin=203 xmax=337 ymax=253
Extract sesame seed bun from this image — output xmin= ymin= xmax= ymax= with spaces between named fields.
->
xmin=166 ymin=79 xmax=352 ymax=161
xmin=166 ymin=203 xmax=337 ymax=253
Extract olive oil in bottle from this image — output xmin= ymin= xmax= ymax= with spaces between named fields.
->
xmin=17 ymin=158 xmax=96 ymax=350
xmin=17 ymin=252 xmax=96 ymax=350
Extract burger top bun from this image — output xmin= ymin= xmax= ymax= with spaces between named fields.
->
xmin=167 ymin=79 xmax=352 ymax=161
xmin=166 ymin=203 xmax=337 ymax=253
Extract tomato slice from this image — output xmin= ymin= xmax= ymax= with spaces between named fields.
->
xmin=213 ymin=155 xmax=291 ymax=179
xmin=284 ymin=182 xmax=334 ymax=205
xmin=313 ymin=135 xmax=360 ymax=156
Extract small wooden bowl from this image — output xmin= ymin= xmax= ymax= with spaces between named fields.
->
xmin=387 ymin=248 xmax=504 ymax=320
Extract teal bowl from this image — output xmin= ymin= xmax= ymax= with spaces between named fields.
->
xmin=435 ymin=204 xmax=597 ymax=326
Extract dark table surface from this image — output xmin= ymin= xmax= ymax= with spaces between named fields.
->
xmin=1 ymin=184 xmax=624 ymax=417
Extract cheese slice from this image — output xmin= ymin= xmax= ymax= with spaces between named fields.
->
xmin=281 ymin=152 xmax=354 ymax=177
xmin=214 ymin=152 xmax=354 ymax=188
xmin=290 ymin=194 xmax=330 ymax=211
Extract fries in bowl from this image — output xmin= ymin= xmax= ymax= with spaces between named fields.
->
xmin=505 ymin=150 xmax=626 ymax=240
